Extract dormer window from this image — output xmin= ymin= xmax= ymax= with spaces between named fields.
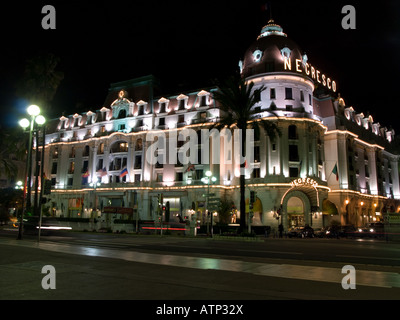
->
xmin=197 ymin=90 xmax=210 ymax=107
xmin=137 ymin=100 xmax=148 ymax=116
xmin=158 ymin=97 xmax=169 ymax=113
xmin=86 ymin=111 xmax=94 ymax=125
xmin=177 ymin=94 xmax=188 ymax=111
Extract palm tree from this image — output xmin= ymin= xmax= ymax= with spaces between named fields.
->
xmin=0 ymin=127 xmax=26 ymax=180
xmin=15 ymin=52 xmax=64 ymax=114
xmin=212 ymin=74 xmax=281 ymax=233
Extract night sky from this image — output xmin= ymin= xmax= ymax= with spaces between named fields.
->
xmin=1 ymin=1 xmax=399 ymax=132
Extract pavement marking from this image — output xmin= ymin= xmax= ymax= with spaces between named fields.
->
xmin=1 ymin=239 xmax=400 ymax=289
xmin=337 ymin=255 xmax=400 ymax=261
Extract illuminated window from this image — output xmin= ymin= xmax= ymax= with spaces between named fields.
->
xmin=68 ymin=161 xmax=75 ymax=174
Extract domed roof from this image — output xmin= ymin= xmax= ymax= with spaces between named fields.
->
xmin=241 ymin=20 xmax=307 ymax=79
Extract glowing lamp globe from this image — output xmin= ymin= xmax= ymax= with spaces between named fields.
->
xmin=19 ymin=118 xmax=30 ymax=128
xmin=27 ymin=105 xmax=40 ymax=116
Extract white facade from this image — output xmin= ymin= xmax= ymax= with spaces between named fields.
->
xmin=36 ymin=21 xmax=400 ymax=233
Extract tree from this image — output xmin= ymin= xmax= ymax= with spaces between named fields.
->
xmin=212 ymin=74 xmax=281 ymax=233
xmin=0 ymin=127 xmax=26 ymax=180
xmin=15 ymin=53 xmax=64 ymax=114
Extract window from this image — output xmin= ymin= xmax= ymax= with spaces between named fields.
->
xmin=97 ymin=158 xmax=103 ymax=171
xmin=134 ymin=155 xmax=142 ymax=169
xmin=176 ymin=172 xmax=183 ymax=181
xmin=285 ymin=87 xmax=293 ymax=100
xmin=200 ymin=95 xmax=207 ymax=107
xmin=134 ymin=174 xmax=141 ymax=182
xmin=195 ymin=169 xmax=203 ymax=180
xmin=300 ymin=91 xmax=304 ymax=102
xmin=252 ymin=168 xmax=260 ymax=178
xmin=289 ymin=145 xmax=299 ymax=161
xmin=138 ymin=105 xmax=144 ymax=116
xmin=118 ymin=109 xmax=126 ymax=119
xmin=159 ymin=103 xmax=166 ymax=113
xmin=309 ymin=94 xmax=312 ymax=105
xmin=82 ymin=160 xmax=89 ymax=173
xmin=286 ymin=105 xmax=293 ymax=111
xmin=98 ymin=143 xmax=104 ymax=154
xmin=159 ymin=118 xmax=165 ymax=126
xmin=270 ymin=88 xmax=276 ymax=99
xmin=288 ymin=125 xmax=297 ymax=139
xmin=67 ymin=177 xmax=73 ymax=186
xmin=83 ymin=145 xmax=90 ymax=157
xmin=178 ymin=99 xmax=185 ymax=110
xmin=254 ymin=146 xmax=260 ymax=162
xmin=272 ymin=143 xmax=276 ymax=151
xmin=51 ymin=162 xmax=58 ymax=175
xmin=135 ymin=138 xmax=143 ymax=150
xmin=118 ymin=124 xmax=126 ymax=131
xmin=68 ymin=161 xmax=75 ymax=174
xmin=289 ymin=167 xmax=299 ymax=178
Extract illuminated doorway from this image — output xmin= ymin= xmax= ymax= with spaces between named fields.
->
xmin=287 ymin=196 xmax=305 ymax=227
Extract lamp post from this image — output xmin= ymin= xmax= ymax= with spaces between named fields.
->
xmin=201 ymin=170 xmax=217 ymax=237
xmin=17 ymin=105 xmax=42 ymax=240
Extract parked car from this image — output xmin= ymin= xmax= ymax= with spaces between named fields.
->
xmin=339 ymin=225 xmax=357 ymax=238
xmin=313 ymin=227 xmax=326 ymax=238
xmin=288 ymin=225 xmax=314 ymax=238
xmin=366 ymin=222 xmax=385 ymax=238
xmin=288 ymin=227 xmax=303 ymax=238
xmin=324 ymin=225 xmax=341 ymax=238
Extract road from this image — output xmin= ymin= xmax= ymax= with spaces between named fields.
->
xmin=1 ymin=228 xmax=400 ymax=307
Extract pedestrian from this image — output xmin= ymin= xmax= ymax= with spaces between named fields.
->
xmin=278 ymin=224 xmax=283 ymax=238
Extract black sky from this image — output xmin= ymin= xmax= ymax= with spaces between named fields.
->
xmin=1 ymin=0 xmax=399 ymax=131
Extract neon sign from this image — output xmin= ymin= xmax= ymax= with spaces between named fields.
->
xmin=290 ymin=177 xmax=319 ymax=188
xmin=283 ymin=57 xmax=337 ymax=92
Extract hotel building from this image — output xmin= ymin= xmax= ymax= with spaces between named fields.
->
xmin=37 ymin=19 xmax=400 ymax=232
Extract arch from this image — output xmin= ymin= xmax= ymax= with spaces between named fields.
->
xmin=245 ymin=196 xmax=263 ymax=225
xmin=110 ymin=139 xmax=129 ymax=153
xmin=281 ymin=190 xmax=311 ymax=228
xmin=118 ymin=109 xmax=127 ymax=119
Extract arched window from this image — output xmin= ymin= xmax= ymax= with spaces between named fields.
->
xmin=118 ymin=109 xmax=127 ymax=119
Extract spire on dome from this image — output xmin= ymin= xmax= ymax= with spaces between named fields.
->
xmin=257 ymin=19 xmax=287 ymax=39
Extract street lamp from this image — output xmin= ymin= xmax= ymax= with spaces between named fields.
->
xmin=201 ymin=170 xmax=217 ymax=237
xmin=17 ymin=104 xmax=44 ymax=240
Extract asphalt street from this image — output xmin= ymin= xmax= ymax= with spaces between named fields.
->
xmin=0 ymin=230 xmax=400 ymax=307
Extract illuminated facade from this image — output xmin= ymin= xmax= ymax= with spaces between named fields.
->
xmin=38 ymin=20 xmax=400 ymax=232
